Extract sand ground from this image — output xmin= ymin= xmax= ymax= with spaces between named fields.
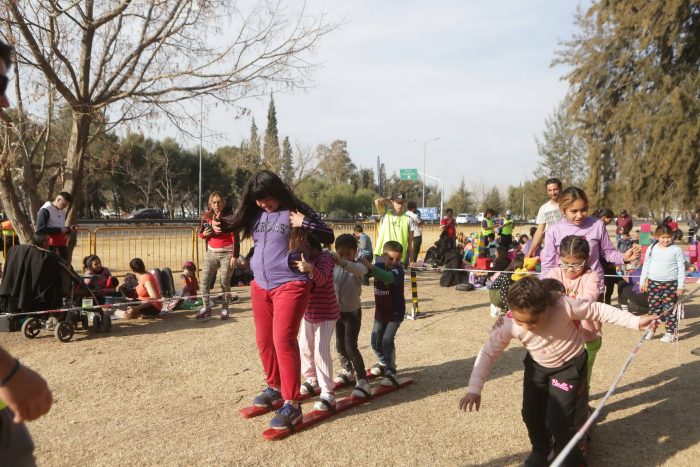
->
xmin=3 ymin=272 xmax=700 ymax=466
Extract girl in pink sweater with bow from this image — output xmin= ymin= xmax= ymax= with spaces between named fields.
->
xmin=459 ymin=276 xmax=656 ymax=466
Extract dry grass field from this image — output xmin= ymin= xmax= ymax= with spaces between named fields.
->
xmin=4 ymin=272 xmax=700 ymax=466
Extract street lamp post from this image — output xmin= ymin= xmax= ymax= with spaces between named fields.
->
xmin=420 ymin=172 xmax=444 ymax=220
xmin=411 ymin=137 xmax=440 ymax=208
xmin=198 ymin=96 xmax=203 ymax=218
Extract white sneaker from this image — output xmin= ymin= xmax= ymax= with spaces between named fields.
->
xmin=621 ymin=304 xmax=629 ymax=313
xmin=313 ymin=392 xmax=336 ymax=411
xmin=490 ymin=304 xmax=500 ymax=317
xmin=380 ymin=372 xmax=398 ymax=387
xmin=369 ymin=363 xmax=386 ymax=376
xmin=352 ymin=379 xmax=372 ymax=398
xmin=660 ymin=332 xmax=677 ymax=343
xmin=332 ymin=370 xmax=356 ymax=385
xmin=644 ymin=328 xmax=656 ymax=340
xmin=299 ymin=379 xmax=319 ymax=395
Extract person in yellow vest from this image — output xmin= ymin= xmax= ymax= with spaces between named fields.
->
xmin=497 ymin=210 xmax=515 ymax=249
xmin=477 ymin=208 xmax=496 ymax=258
xmin=1 ymin=38 xmax=53 ymax=467
xmin=373 ymin=193 xmax=414 ymax=266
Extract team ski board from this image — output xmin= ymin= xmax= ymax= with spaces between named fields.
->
xmin=239 ymin=372 xmax=379 ymax=419
xmin=262 ymin=377 xmax=413 ymax=441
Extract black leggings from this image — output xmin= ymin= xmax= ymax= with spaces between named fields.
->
xmin=522 ymin=351 xmax=588 ymax=466
xmin=335 ymin=309 xmax=366 ymax=380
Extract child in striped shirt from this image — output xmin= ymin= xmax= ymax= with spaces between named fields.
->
xmin=295 ymin=233 xmax=341 ymax=411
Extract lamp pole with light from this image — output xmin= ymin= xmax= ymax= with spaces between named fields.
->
xmin=411 ymin=137 xmax=440 ymax=208
xmin=419 ymin=172 xmax=444 ymax=220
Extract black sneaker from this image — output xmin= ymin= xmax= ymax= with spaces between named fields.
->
xmin=524 ymin=448 xmax=549 ymax=467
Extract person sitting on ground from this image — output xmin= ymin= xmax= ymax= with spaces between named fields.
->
xmin=82 ymin=255 xmax=118 ymax=304
xmin=122 ymin=258 xmax=162 ymax=319
xmin=231 ymin=248 xmax=255 ymax=286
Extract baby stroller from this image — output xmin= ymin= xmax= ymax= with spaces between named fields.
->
xmin=424 ymin=231 xmax=454 ymax=267
xmin=0 ymin=244 xmax=108 ymax=342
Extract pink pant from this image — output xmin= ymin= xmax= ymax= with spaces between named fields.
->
xmin=250 ymin=280 xmax=311 ymax=401
xmin=299 ymin=319 xmax=336 ymax=393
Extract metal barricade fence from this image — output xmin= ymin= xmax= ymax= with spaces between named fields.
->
xmin=70 ymin=227 xmax=93 ymax=268
xmin=93 ymin=226 xmax=197 ymax=276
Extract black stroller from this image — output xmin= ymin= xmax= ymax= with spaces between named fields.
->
xmin=423 ymin=231 xmax=455 ymax=267
xmin=0 ymin=244 xmax=108 ymax=342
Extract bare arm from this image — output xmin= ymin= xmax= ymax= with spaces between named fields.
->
xmin=374 ymin=197 xmax=389 ymax=215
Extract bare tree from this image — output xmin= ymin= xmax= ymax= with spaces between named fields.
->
xmin=292 ymin=142 xmax=318 ymax=187
xmin=1 ymin=0 xmax=333 ymax=242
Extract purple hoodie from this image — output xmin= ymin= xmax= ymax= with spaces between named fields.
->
xmin=249 ymin=208 xmax=334 ymax=290
xmin=541 ymin=216 xmax=624 ymax=294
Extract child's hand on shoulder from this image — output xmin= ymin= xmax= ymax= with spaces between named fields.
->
xmin=290 ymin=210 xmax=306 ymax=228
xmin=360 ymin=258 xmax=372 ymax=270
xmin=637 ymin=314 xmax=659 ymax=330
xmin=458 ymin=392 xmax=481 ymax=412
xmin=295 ymin=253 xmax=314 ymax=274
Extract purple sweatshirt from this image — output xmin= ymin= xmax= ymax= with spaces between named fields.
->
xmin=249 ymin=208 xmax=334 ymax=290
xmin=541 ymin=216 xmax=624 ymax=294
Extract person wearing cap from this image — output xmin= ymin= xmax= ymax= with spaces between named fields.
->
xmin=373 ymin=193 xmax=414 ymax=265
xmin=615 ymin=209 xmax=633 ymax=247
xmin=497 ymin=210 xmax=515 ymax=249
xmin=0 ymin=38 xmax=53 ymax=467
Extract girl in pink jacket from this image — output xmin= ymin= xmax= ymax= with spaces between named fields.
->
xmin=545 ymin=235 xmax=601 ymax=385
xmin=459 ymin=277 xmax=656 ymax=466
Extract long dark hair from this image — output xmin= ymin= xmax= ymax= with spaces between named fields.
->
xmin=228 ymin=170 xmax=314 ymax=251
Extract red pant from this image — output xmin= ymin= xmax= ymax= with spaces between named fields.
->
xmin=250 ymin=279 xmax=311 ymax=401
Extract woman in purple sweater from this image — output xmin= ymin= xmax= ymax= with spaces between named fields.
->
xmin=221 ymin=171 xmax=334 ymax=430
xmin=540 ymin=187 xmax=640 ymax=293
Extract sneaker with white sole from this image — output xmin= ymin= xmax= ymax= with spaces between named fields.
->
xmin=351 ymin=379 xmax=372 ymax=398
xmin=220 ymin=309 xmax=229 ymax=320
xmin=313 ymin=392 xmax=336 ymax=411
xmin=252 ymin=387 xmax=282 ymax=408
xmin=299 ymin=379 xmax=319 ymax=395
xmin=332 ymin=370 xmax=356 ymax=385
xmin=269 ymin=402 xmax=303 ymax=430
xmin=369 ymin=363 xmax=386 ymax=376
xmin=195 ymin=307 xmax=212 ymax=319
xmin=379 ymin=371 xmax=399 ymax=387
xmin=660 ymin=332 xmax=677 ymax=343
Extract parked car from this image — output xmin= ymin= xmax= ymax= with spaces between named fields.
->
xmin=456 ymin=213 xmax=478 ymax=225
xmin=127 ymin=208 xmax=164 ymax=220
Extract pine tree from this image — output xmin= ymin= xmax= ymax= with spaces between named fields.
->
xmin=534 ymin=99 xmax=587 ymax=187
xmin=263 ymin=94 xmax=281 ymax=173
xmin=281 ymin=136 xmax=294 ymax=185
xmin=248 ymin=118 xmax=261 ymax=169
xmin=556 ymin=0 xmax=700 ymax=211
xmin=446 ymin=178 xmax=474 ymax=214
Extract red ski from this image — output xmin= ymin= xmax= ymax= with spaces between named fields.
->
xmin=262 ymin=377 xmax=413 ymax=441
xmin=239 ymin=374 xmax=378 ymax=419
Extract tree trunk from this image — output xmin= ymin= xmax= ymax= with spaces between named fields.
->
xmin=64 ymin=112 xmax=92 ymax=225
xmin=0 ymin=166 xmax=33 ymax=244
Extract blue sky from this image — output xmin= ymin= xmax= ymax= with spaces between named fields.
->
xmin=203 ymin=1 xmax=587 ymax=196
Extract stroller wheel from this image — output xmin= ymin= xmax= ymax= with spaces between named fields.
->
xmin=92 ymin=315 xmax=103 ymax=333
xmin=102 ymin=313 xmax=112 ymax=332
xmin=55 ymin=321 xmax=74 ymax=342
xmin=81 ymin=314 xmax=90 ymax=331
xmin=22 ymin=318 xmax=42 ymax=339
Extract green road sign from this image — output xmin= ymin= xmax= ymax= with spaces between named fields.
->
xmin=400 ymin=168 xmax=419 ymax=181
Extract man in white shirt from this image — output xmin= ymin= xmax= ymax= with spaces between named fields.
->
xmin=406 ymin=201 xmax=423 ymax=263
xmin=527 ymin=178 xmax=562 ymax=258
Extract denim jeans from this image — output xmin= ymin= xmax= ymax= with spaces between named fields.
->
xmin=335 ymin=309 xmax=366 ymax=379
xmin=371 ymin=319 xmax=402 ymax=374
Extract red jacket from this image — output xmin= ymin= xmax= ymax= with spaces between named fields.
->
xmin=199 ymin=210 xmax=237 ymax=253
